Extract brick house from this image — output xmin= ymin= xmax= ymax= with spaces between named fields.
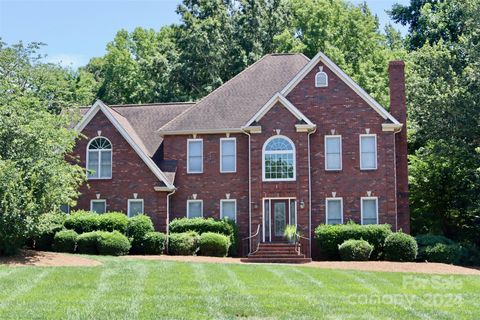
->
xmin=72 ymin=51 xmax=409 ymax=259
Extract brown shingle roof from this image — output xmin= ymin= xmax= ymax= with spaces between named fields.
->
xmin=158 ymin=54 xmax=309 ymax=133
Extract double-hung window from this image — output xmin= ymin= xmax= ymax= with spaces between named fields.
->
xmin=361 ymin=197 xmax=378 ymax=225
xmin=128 ymin=199 xmax=144 ymax=217
xmin=187 ymin=200 xmax=203 ymax=218
xmin=326 ymin=198 xmax=343 ymax=224
xmin=360 ymin=134 xmax=377 ymax=170
xmin=325 ymin=135 xmax=342 ymax=170
xmin=220 ymin=138 xmax=236 ymax=173
xmin=91 ymin=200 xmax=106 ymax=214
xmin=187 ymin=139 xmax=203 ymax=173
xmin=220 ymin=199 xmax=237 ymax=222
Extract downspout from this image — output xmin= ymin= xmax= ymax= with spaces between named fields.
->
xmin=165 ymin=188 xmax=176 ymax=253
xmin=307 ymin=127 xmax=317 ymax=258
xmin=241 ymin=128 xmax=252 ymax=254
xmin=393 ymin=128 xmax=401 ymax=231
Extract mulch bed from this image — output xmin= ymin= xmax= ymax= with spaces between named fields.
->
xmin=0 ymin=250 xmax=101 ymax=267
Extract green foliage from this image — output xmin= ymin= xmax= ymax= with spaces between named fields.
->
xmin=126 ymin=214 xmax=155 ymax=253
xmin=338 ymin=239 xmax=373 ymax=261
xmin=168 ymin=231 xmax=200 ymax=256
xmin=283 ymin=225 xmax=296 ymax=242
xmin=32 ymin=212 xmax=66 ymax=251
xmin=53 ymin=230 xmax=78 ymax=253
xmin=423 ymin=243 xmax=460 ymax=264
xmin=383 ymin=232 xmax=418 ymax=262
xmin=76 ymin=231 xmax=101 ymax=255
xmin=139 ymin=232 xmax=166 ymax=255
xmin=97 ymin=212 xmax=128 ymax=233
xmin=97 ymin=231 xmax=131 ymax=256
xmin=64 ymin=211 xmax=99 ymax=234
xmin=199 ymin=232 xmax=231 ymax=257
xmin=314 ymin=222 xmax=392 ymax=260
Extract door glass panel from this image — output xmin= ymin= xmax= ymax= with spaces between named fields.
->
xmin=274 ymin=202 xmax=286 ymax=236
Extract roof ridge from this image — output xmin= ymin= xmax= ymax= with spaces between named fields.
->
xmin=110 ymin=102 xmax=195 ymax=108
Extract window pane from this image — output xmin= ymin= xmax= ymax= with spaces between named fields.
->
xmin=188 ymin=141 xmax=202 ymax=172
xmin=92 ymin=201 xmax=106 ymax=214
xmin=361 ymin=153 xmax=375 ymax=169
xmin=326 ymin=137 xmax=340 ymax=153
xmin=289 ymin=200 xmax=296 ymax=225
xmin=222 ymin=155 xmax=235 ymax=172
xmin=362 ymin=199 xmax=377 ymax=224
xmin=327 ymin=200 xmax=342 ymax=224
xmin=221 ymin=140 xmax=236 ymax=172
xmin=222 ymin=140 xmax=235 ymax=155
xmin=188 ymin=201 xmax=202 ymax=218
xmin=189 ymin=156 xmax=202 ymax=172
xmin=222 ymin=201 xmax=236 ymax=221
xmin=326 ymin=154 xmax=341 ymax=170
xmin=189 ymin=141 xmax=202 ymax=156
xmin=100 ymin=150 xmax=112 ymax=178
xmin=129 ymin=201 xmax=143 ymax=217
xmin=361 ymin=137 xmax=376 ymax=153
xmin=87 ymin=151 xmax=99 ymax=178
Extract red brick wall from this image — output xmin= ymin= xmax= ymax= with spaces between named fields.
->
xmin=71 ymin=111 xmax=168 ymax=231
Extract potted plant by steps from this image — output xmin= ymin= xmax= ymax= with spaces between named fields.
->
xmin=284 ymin=225 xmax=296 ymax=243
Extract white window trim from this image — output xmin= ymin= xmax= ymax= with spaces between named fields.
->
xmin=324 ymin=135 xmax=342 ymax=171
xmin=187 ymin=199 xmax=203 ymax=218
xmin=220 ymin=137 xmax=237 ymax=173
xmin=86 ymin=137 xmax=113 ymax=180
xmin=361 ymin=197 xmax=379 ymax=225
xmin=127 ymin=199 xmax=144 ymax=218
xmin=315 ymin=71 xmax=328 ymax=87
xmin=262 ymin=135 xmax=296 ymax=182
xmin=220 ymin=199 xmax=237 ymax=222
xmin=90 ymin=199 xmax=106 ymax=214
xmin=359 ymin=134 xmax=378 ymax=170
xmin=325 ymin=197 xmax=343 ymax=224
xmin=187 ymin=139 xmax=203 ymax=174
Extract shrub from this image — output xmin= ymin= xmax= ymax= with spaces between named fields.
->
xmin=64 ymin=211 xmax=99 ymax=233
xmin=415 ymin=234 xmax=456 ymax=261
xmin=338 ymin=239 xmax=373 ymax=261
xmin=139 ymin=232 xmax=166 ymax=255
xmin=423 ymin=243 xmax=459 ymax=264
xmin=33 ymin=212 xmax=66 ymax=251
xmin=168 ymin=232 xmax=200 ymax=255
xmin=199 ymin=232 xmax=231 ymax=257
xmin=384 ymin=232 xmax=418 ymax=262
xmin=77 ymin=231 xmax=102 ymax=254
xmin=314 ymin=223 xmax=392 ymax=260
xmin=169 ymin=217 xmax=238 ymax=255
xmin=97 ymin=212 xmax=129 ymax=233
xmin=97 ymin=231 xmax=131 ymax=256
xmin=53 ymin=230 xmax=78 ymax=253
xmin=127 ymin=215 xmax=155 ymax=253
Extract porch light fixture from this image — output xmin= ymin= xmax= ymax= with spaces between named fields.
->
xmin=300 ymin=200 xmax=305 ymax=209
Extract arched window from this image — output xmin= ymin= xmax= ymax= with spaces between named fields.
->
xmin=263 ymin=136 xmax=296 ymax=181
xmin=87 ymin=137 xmax=112 ymax=179
xmin=315 ymin=66 xmax=328 ymax=87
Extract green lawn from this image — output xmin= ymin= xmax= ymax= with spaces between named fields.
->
xmin=0 ymin=257 xmax=479 ymax=319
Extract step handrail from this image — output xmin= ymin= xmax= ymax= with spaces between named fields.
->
xmin=294 ymin=225 xmax=310 ymax=256
xmin=242 ymin=224 xmax=261 ymax=255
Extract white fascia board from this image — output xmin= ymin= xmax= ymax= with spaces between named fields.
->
xmin=158 ymin=128 xmax=243 ymax=136
xmin=281 ymin=51 xmax=401 ymax=125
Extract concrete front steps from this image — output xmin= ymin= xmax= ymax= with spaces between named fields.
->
xmin=240 ymin=242 xmax=312 ymax=264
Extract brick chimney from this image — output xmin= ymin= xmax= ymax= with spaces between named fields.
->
xmin=388 ymin=61 xmax=410 ymax=233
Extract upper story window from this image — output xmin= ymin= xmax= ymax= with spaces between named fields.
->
xmin=361 ymin=197 xmax=378 ymax=225
xmin=187 ymin=139 xmax=203 ymax=173
xmin=360 ymin=134 xmax=377 ymax=170
xmin=220 ymin=138 xmax=236 ymax=173
xmin=263 ymin=136 xmax=296 ymax=181
xmin=325 ymin=135 xmax=342 ymax=170
xmin=315 ymin=66 xmax=328 ymax=87
xmin=87 ymin=137 xmax=112 ymax=179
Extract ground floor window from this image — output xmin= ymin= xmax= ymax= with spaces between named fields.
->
xmin=60 ymin=204 xmax=70 ymax=214
xmin=326 ymin=198 xmax=343 ymax=224
xmin=361 ymin=197 xmax=378 ymax=224
xmin=220 ymin=199 xmax=236 ymax=222
xmin=90 ymin=199 xmax=106 ymax=214
xmin=187 ymin=200 xmax=203 ymax=218
xmin=128 ymin=199 xmax=144 ymax=217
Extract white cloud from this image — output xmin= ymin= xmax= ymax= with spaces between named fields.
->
xmin=44 ymin=54 xmax=88 ymax=69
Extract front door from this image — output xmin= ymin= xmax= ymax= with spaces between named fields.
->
xmin=271 ymin=200 xmax=289 ymax=242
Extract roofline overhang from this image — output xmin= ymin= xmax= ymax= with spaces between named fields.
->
xmin=158 ymin=128 xmax=244 ymax=136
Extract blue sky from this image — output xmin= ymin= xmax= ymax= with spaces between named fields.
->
xmin=0 ymin=0 xmax=410 ymax=69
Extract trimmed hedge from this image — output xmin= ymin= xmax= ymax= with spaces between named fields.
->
xmin=415 ymin=234 xmax=456 ymax=261
xmin=64 ymin=211 xmax=99 ymax=234
xmin=199 ymin=232 xmax=231 ymax=257
xmin=77 ymin=231 xmax=101 ymax=254
xmin=338 ymin=239 xmax=373 ymax=261
xmin=53 ymin=230 xmax=78 ymax=253
xmin=127 ymin=215 xmax=155 ymax=253
xmin=140 ymin=232 xmax=166 ymax=255
xmin=168 ymin=231 xmax=200 ymax=255
xmin=169 ymin=217 xmax=238 ymax=256
xmin=384 ymin=232 xmax=418 ymax=262
xmin=97 ymin=212 xmax=128 ymax=233
xmin=98 ymin=231 xmax=131 ymax=256
xmin=314 ymin=223 xmax=392 ymax=260
xmin=424 ymin=243 xmax=459 ymax=264
xmin=33 ymin=212 xmax=66 ymax=251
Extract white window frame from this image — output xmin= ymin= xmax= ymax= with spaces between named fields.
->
xmin=90 ymin=199 xmax=106 ymax=214
xmin=220 ymin=138 xmax=237 ymax=173
xmin=127 ymin=199 xmax=144 ymax=218
xmin=220 ymin=199 xmax=237 ymax=222
xmin=187 ymin=139 xmax=203 ymax=174
xmin=325 ymin=197 xmax=343 ymax=224
xmin=324 ymin=135 xmax=342 ymax=171
xmin=315 ymin=71 xmax=328 ymax=87
xmin=262 ymin=135 xmax=296 ymax=182
xmin=86 ymin=137 xmax=113 ymax=180
xmin=361 ymin=197 xmax=379 ymax=225
xmin=359 ymin=134 xmax=378 ymax=170
xmin=187 ymin=199 xmax=203 ymax=218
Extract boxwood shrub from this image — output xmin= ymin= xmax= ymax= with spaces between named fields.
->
xmin=199 ymin=232 xmax=231 ymax=257
xmin=140 ymin=232 xmax=166 ymax=255
xmin=338 ymin=239 xmax=373 ymax=261
xmin=64 ymin=211 xmax=99 ymax=234
xmin=314 ymin=222 xmax=392 ymax=260
xmin=97 ymin=212 xmax=128 ymax=233
xmin=53 ymin=230 xmax=78 ymax=253
xmin=77 ymin=231 xmax=102 ymax=254
xmin=33 ymin=212 xmax=66 ymax=251
xmin=384 ymin=232 xmax=418 ymax=262
xmin=98 ymin=231 xmax=131 ymax=256
xmin=168 ymin=231 xmax=200 ymax=255
xmin=127 ymin=215 xmax=155 ymax=253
